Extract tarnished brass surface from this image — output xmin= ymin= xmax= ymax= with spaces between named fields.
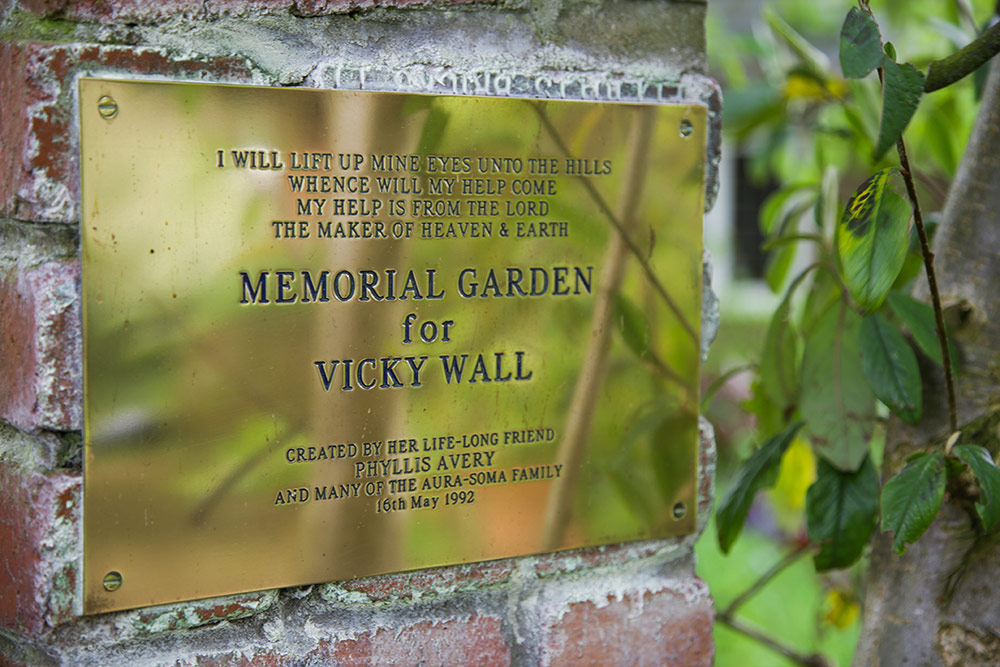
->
xmin=80 ymin=79 xmax=706 ymax=613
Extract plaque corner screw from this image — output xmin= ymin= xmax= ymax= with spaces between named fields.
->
xmin=103 ymin=570 xmax=123 ymax=592
xmin=97 ymin=95 xmax=118 ymax=121
xmin=679 ymin=119 xmax=694 ymax=138
xmin=672 ymin=502 xmax=687 ymax=519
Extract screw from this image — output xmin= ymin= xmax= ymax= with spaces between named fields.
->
xmin=672 ymin=502 xmax=687 ymax=519
xmin=103 ymin=571 xmax=122 ymax=592
xmin=679 ymin=119 xmax=693 ymax=138
xmin=97 ymin=95 xmax=118 ymax=120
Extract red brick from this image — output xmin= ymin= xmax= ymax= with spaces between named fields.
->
xmin=175 ymin=615 xmax=509 ymax=665
xmin=0 ymin=259 xmax=81 ymax=431
xmin=0 ymin=464 xmax=81 ymax=636
xmin=326 ymin=615 xmax=510 ymax=665
xmin=21 ymin=0 xmax=487 ymax=22
xmin=0 ymin=41 xmax=253 ymax=223
xmin=133 ymin=591 xmax=277 ymax=635
xmin=541 ymin=581 xmax=714 ymax=666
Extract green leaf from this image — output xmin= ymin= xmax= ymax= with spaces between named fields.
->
xmin=859 ymin=313 xmax=922 ymax=424
xmin=883 ymin=41 xmax=897 ymax=62
xmin=767 ymin=9 xmax=830 ymax=80
xmin=816 ymin=166 xmax=840 ymax=238
xmin=954 ymin=445 xmax=1000 ymax=533
xmin=881 ymin=452 xmax=946 ymax=555
xmin=837 ymin=170 xmax=911 ymax=311
xmin=874 ymin=57 xmax=926 ymax=160
xmin=615 ymin=294 xmax=648 ymax=359
xmin=806 ymin=456 xmax=879 ymax=571
xmin=800 ymin=299 xmax=876 ymax=472
xmin=759 ymin=183 xmax=816 ymax=237
xmin=717 ymin=422 xmax=804 ymax=553
xmin=765 ymin=242 xmax=798 ymax=293
xmin=840 ymin=7 xmax=884 ymax=78
xmin=885 ymin=291 xmax=956 ymax=368
xmin=760 ymin=292 xmax=799 ymax=410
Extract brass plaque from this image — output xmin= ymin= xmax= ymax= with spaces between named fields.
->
xmin=81 ymin=79 xmax=705 ymax=613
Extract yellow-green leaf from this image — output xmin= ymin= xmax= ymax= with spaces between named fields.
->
xmin=837 ymin=170 xmax=911 ymax=311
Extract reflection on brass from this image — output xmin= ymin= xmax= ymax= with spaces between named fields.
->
xmin=80 ymin=78 xmax=707 ymax=614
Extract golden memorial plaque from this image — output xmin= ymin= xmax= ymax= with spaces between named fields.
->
xmin=80 ymin=78 xmax=706 ymax=613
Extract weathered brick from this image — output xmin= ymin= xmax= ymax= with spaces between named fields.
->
xmin=0 ymin=259 xmax=80 ymax=431
xmin=171 ymin=614 xmax=509 ymax=665
xmin=0 ymin=41 xmax=254 ymax=224
xmin=540 ymin=581 xmax=714 ymax=667
xmin=20 ymin=0 xmax=488 ymax=22
xmin=0 ymin=463 xmax=81 ymax=636
xmin=336 ymin=559 xmax=514 ymax=602
xmin=326 ymin=615 xmax=510 ymax=665
xmin=131 ymin=591 xmax=278 ymax=636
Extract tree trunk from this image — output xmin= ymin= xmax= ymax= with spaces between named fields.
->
xmin=853 ymin=63 xmax=1000 ymax=666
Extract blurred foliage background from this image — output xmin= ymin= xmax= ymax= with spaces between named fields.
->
xmin=696 ymin=0 xmax=996 ymax=664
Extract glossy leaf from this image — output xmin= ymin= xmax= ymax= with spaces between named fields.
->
xmin=840 ymin=7 xmax=884 ymax=78
xmin=806 ymin=456 xmax=879 ymax=571
xmin=760 ymin=292 xmax=799 ymax=411
xmin=874 ymin=57 xmax=925 ymax=160
xmin=886 ymin=291 xmax=956 ymax=368
xmin=837 ymin=170 xmax=911 ymax=311
xmin=717 ymin=422 xmax=804 ymax=553
xmin=859 ymin=313 xmax=922 ymax=424
xmin=954 ymin=445 xmax=1000 ymax=533
xmin=881 ymin=452 xmax=946 ymax=555
xmin=800 ymin=299 xmax=876 ymax=472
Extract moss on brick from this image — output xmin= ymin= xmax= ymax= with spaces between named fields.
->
xmin=0 ymin=9 xmax=80 ymax=44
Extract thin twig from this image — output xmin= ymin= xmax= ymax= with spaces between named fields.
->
xmin=896 ymin=138 xmax=959 ymax=432
xmin=721 ymin=616 xmax=830 ymax=667
xmin=721 ymin=541 xmax=814 ymax=617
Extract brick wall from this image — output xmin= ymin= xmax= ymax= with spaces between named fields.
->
xmin=0 ymin=0 xmax=720 ymax=663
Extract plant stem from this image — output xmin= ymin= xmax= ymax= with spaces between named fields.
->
xmin=716 ymin=542 xmax=827 ymax=667
xmin=720 ymin=541 xmax=814 ymax=618
xmin=925 ymin=22 xmax=1000 ymax=92
xmin=721 ymin=616 xmax=830 ymax=667
xmin=895 ymin=138 xmax=959 ymax=433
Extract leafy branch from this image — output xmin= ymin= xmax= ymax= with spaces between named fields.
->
xmin=713 ymin=1 xmax=1000 ymax=660
xmin=925 ymin=21 xmax=1000 ymax=92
